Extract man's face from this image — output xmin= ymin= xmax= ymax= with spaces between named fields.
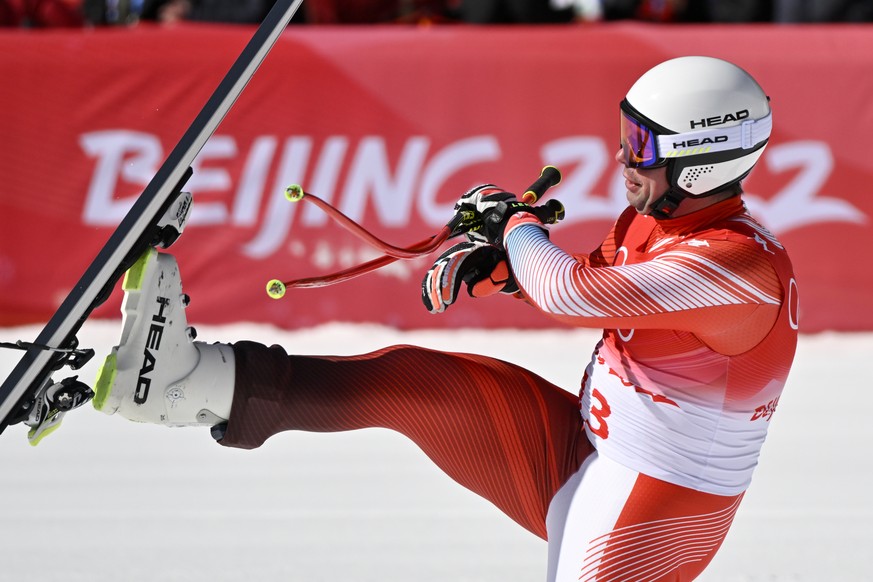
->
xmin=614 ymin=147 xmax=670 ymax=215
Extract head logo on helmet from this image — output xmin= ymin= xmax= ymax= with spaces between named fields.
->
xmin=620 ymin=56 xmax=772 ymax=218
xmin=690 ymin=109 xmax=750 ymax=129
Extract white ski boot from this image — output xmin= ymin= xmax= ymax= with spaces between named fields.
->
xmin=94 ymin=248 xmax=234 ymax=427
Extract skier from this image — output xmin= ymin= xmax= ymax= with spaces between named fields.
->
xmin=94 ymin=56 xmax=797 ymax=581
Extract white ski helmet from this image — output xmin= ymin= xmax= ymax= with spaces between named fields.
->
xmin=620 ymin=56 xmax=772 ymax=217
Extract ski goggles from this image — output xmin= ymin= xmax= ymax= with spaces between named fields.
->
xmin=620 ymin=107 xmax=667 ymax=169
xmin=620 ymin=102 xmax=772 ymax=169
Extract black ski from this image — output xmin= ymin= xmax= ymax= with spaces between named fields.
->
xmin=0 ymin=0 xmax=304 ymax=443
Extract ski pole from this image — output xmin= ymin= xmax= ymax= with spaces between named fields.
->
xmin=266 ymin=166 xmax=562 ymax=298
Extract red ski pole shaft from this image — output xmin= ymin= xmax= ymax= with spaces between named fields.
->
xmin=284 ymin=185 xmax=444 ymax=259
xmin=266 ymin=167 xmax=562 ymax=299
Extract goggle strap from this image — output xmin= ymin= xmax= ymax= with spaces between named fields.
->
xmin=656 ymin=112 xmax=772 ymax=159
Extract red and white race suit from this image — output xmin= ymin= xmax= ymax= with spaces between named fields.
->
xmin=506 ymin=196 xmax=798 ymax=495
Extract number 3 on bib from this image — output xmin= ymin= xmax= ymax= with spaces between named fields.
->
xmin=586 ymin=388 xmax=611 ymax=439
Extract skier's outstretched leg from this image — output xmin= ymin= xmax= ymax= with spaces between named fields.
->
xmin=220 ymin=340 xmax=591 ymax=539
xmin=94 ymin=248 xmax=590 ymax=539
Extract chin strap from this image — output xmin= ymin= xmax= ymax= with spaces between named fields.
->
xmin=648 ymin=160 xmax=687 ymax=220
xmin=648 ymin=187 xmax=687 ymax=220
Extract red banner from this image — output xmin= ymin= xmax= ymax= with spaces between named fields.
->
xmin=1 ymin=23 xmax=871 ymax=332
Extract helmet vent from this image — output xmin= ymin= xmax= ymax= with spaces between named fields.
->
xmin=684 ymin=165 xmax=714 ymax=188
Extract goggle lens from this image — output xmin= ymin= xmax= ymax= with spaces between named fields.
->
xmin=620 ymin=111 xmax=659 ymax=168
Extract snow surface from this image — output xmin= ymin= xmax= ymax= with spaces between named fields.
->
xmin=1 ymin=321 xmax=871 ymax=582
